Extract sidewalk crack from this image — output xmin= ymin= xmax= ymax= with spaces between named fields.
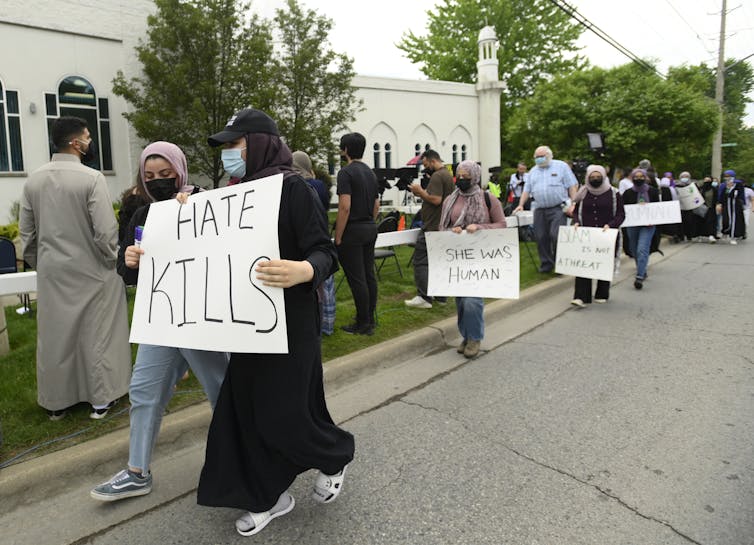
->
xmin=492 ymin=439 xmax=703 ymax=545
xmin=398 ymin=399 xmax=444 ymax=415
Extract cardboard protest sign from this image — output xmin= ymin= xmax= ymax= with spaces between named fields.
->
xmin=425 ymin=228 xmax=519 ymax=299
xmin=129 ymin=174 xmax=288 ymax=353
xmin=622 ymin=200 xmax=681 ymax=227
xmin=676 ymin=183 xmax=704 ymax=211
xmin=555 ymin=226 xmax=618 ymax=282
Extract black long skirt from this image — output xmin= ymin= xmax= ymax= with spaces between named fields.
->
xmin=197 ymin=341 xmax=355 ymax=513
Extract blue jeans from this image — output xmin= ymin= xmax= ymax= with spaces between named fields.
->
xmin=128 ymin=345 xmax=229 ymax=472
xmin=456 ymin=297 xmax=484 ymax=342
xmin=625 ymin=226 xmax=656 ymax=280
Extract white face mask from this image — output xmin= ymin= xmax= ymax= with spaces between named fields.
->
xmin=680 ymin=177 xmax=690 ymax=183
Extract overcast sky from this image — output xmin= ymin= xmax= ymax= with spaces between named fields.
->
xmin=252 ymin=0 xmax=754 ymax=126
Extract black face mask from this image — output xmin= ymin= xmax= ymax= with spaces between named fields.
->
xmin=456 ymin=178 xmax=472 ymax=192
xmin=588 ymin=177 xmax=603 ymax=188
xmin=77 ymin=140 xmax=97 ymax=164
xmin=634 ymin=178 xmax=646 ymax=186
xmin=147 ymin=178 xmax=177 ymax=201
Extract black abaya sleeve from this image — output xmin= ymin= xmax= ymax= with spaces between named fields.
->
xmin=283 ymin=176 xmax=338 ymax=290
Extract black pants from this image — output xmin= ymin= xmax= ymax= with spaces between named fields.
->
xmin=573 ymin=277 xmax=610 ymax=303
xmin=338 ymin=222 xmax=378 ymax=326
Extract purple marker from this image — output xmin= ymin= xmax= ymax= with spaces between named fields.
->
xmin=134 ymin=225 xmax=144 ymax=247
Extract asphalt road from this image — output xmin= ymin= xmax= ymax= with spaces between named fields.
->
xmin=68 ymin=240 xmax=754 ymax=544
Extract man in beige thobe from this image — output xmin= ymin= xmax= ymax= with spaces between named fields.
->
xmin=20 ymin=116 xmax=131 ymax=420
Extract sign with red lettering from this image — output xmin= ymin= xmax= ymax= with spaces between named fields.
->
xmin=129 ymin=174 xmax=287 ymax=353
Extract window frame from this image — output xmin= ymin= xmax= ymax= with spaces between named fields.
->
xmin=0 ymin=79 xmax=25 ymax=174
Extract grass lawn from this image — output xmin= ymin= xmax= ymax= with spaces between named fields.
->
xmin=0 ymin=240 xmax=546 ymax=466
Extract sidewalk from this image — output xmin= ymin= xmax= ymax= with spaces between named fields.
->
xmin=0 ymin=239 xmax=692 ymax=544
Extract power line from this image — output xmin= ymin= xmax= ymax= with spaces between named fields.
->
xmin=663 ymin=0 xmax=718 ymax=55
xmin=548 ymin=0 xmax=666 ymax=79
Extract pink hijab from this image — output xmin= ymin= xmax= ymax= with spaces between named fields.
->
xmin=139 ymin=141 xmax=195 ymax=202
xmin=573 ymin=165 xmax=611 ymax=203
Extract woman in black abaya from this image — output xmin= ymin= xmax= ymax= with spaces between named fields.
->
xmin=196 ymin=108 xmax=354 ymax=537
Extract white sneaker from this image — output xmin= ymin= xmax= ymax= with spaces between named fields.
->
xmin=404 ymin=295 xmax=432 ymax=309
xmin=312 ymin=466 xmax=347 ymax=504
xmin=730 ymin=239 xmax=738 ymax=245
xmin=708 ymin=235 xmax=717 ymax=243
xmin=594 ymin=298 xmax=607 ymax=304
xmin=570 ymin=298 xmax=586 ymax=308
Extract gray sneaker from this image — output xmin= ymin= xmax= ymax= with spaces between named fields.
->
xmin=90 ymin=469 xmax=152 ymax=501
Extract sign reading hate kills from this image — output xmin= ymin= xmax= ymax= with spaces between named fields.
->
xmin=555 ymin=226 xmax=618 ymax=282
xmin=621 ymin=200 xmax=681 ymax=227
xmin=129 ymin=174 xmax=288 ymax=353
xmin=425 ymin=228 xmax=519 ymax=299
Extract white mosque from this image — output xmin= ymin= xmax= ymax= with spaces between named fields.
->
xmin=0 ymin=1 xmax=503 ymax=222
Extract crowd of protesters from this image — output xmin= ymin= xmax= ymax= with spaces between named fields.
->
xmin=17 ymin=114 xmax=751 ymax=538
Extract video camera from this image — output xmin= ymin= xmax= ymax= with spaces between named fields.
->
xmin=393 ymin=167 xmax=421 ymax=191
xmin=372 ymin=168 xmax=395 ymax=195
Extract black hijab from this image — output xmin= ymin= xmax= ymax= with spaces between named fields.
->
xmin=243 ymin=133 xmax=295 ymax=182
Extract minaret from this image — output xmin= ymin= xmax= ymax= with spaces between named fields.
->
xmin=476 ymin=26 xmax=505 ymax=184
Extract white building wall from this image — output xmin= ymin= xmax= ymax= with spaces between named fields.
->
xmin=0 ymin=0 xmax=153 ymax=223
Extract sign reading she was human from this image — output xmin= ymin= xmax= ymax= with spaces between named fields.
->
xmin=425 ymin=228 xmax=519 ymax=299
xmin=621 ymin=200 xmax=682 ymax=227
xmin=554 ymin=226 xmax=618 ymax=282
xmin=129 ymin=174 xmax=287 ymax=353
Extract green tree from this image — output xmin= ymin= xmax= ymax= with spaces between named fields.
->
xmin=668 ymin=60 xmax=753 ymax=176
xmin=397 ymin=0 xmax=583 ymax=107
xmin=272 ymin=0 xmax=360 ymax=166
xmin=505 ymin=63 xmax=720 ymax=176
xmin=112 ymin=0 xmax=277 ymax=188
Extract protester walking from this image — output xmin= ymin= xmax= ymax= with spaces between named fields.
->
xmin=513 ymin=145 xmax=578 ymax=273
xmin=292 ymin=150 xmax=336 ymax=335
xmin=440 ymin=160 xmax=506 ymax=358
xmin=334 ymin=132 xmax=379 ymax=334
xmin=404 ymin=149 xmax=455 ymax=309
xmin=196 ymin=108 xmax=354 ymax=537
xmin=570 ymin=165 xmax=625 ymax=307
xmin=622 ymin=168 xmax=659 ymax=290
xmin=696 ymin=176 xmax=719 ymax=242
xmin=19 ymin=116 xmax=131 ymax=420
xmin=717 ymin=169 xmax=746 ymax=244
xmin=90 ymin=141 xmax=229 ymax=502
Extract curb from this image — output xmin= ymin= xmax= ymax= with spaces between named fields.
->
xmin=0 ymin=238 xmax=689 ymax=506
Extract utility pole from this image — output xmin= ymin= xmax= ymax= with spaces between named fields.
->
xmin=711 ymin=0 xmax=727 ymax=180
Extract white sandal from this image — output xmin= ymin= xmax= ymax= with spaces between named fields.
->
xmin=312 ymin=465 xmax=347 ymax=504
xmin=235 ymin=493 xmax=295 ymax=537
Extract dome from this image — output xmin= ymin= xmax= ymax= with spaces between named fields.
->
xmin=478 ymin=26 xmax=497 ymax=43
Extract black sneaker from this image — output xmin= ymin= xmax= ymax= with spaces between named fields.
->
xmin=341 ymin=323 xmax=374 ymax=336
xmin=634 ymin=278 xmax=643 ymax=290
xmin=47 ymin=409 xmax=68 ymax=421
xmin=90 ymin=400 xmax=117 ymax=420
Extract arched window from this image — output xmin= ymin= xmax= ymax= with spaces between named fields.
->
xmin=0 ymin=79 xmax=24 ymax=172
xmin=373 ymin=142 xmax=381 ymax=168
xmin=424 ymin=143 xmax=430 ymax=152
xmin=414 ymin=143 xmax=421 ymax=156
xmin=461 ymin=144 xmax=467 ymax=161
xmin=46 ymin=76 xmax=113 ymax=171
xmin=384 ymin=143 xmax=392 ymax=169
xmin=452 ymin=144 xmax=458 ymax=166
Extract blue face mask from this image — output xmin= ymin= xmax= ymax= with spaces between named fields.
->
xmin=534 ymin=156 xmax=546 ymax=166
xmin=221 ymin=148 xmax=246 ymax=179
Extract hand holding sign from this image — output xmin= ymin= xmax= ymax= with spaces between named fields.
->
xmin=255 ymin=259 xmax=314 ymax=288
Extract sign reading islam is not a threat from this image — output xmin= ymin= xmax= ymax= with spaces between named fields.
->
xmin=129 ymin=174 xmax=288 ymax=353
xmin=425 ymin=228 xmax=519 ymax=299
xmin=555 ymin=226 xmax=618 ymax=282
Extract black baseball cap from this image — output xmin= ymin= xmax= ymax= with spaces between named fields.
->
xmin=207 ymin=108 xmax=279 ymax=147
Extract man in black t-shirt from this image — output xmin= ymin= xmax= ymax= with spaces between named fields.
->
xmin=334 ymin=132 xmax=379 ymax=335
